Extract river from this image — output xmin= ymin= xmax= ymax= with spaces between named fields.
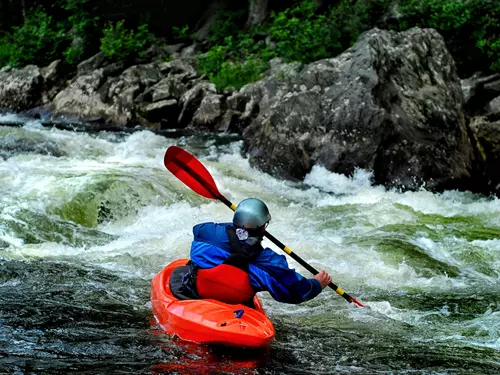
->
xmin=0 ymin=115 xmax=499 ymax=374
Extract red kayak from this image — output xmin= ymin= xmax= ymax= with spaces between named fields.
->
xmin=151 ymin=259 xmax=275 ymax=348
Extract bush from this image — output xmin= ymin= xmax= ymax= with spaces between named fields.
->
xmin=210 ymin=57 xmax=268 ymax=90
xmin=267 ymin=0 xmax=393 ymax=64
xmin=61 ymin=0 xmax=101 ymax=65
xmin=100 ymin=21 xmax=152 ymax=62
xmin=197 ymin=46 xmax=267 ymax=89
xmin=0 ymin=8 xmax=67 ymax=68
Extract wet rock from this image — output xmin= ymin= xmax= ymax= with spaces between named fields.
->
xmin=0 ymin=134 xmax=66 ymax=160
xmin=243 ymin=28 xmax=474 ymax=191
xmin=0 ymin=65 xmax=43 ymax=110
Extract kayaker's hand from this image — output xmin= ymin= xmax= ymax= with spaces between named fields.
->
xmin=313 ymin=270 xmax=332 ymax=289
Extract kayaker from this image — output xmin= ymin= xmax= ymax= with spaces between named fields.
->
xmin=177 ymin=198 xmax=332 ymax=305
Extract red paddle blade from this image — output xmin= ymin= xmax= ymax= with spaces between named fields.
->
xmin=164 ymin=146 xmax=221 ymax=200
xmin=350 ymin=297 xmax=365 ymax=308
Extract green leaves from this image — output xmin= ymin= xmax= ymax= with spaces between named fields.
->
xmin=0 ymin=8 xmax=67 ymax=68
xmin=197 ymin=46 xmax=268 ymax=89
xmin=100 ymin=21 xmax=152 ymax=62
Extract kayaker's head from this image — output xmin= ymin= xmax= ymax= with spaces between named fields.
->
xmin=233 ymin=198 xmax=271 ymax=236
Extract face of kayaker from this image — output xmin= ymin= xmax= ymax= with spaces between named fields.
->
xmin=233 ymin=198 xmax=271 ymax=239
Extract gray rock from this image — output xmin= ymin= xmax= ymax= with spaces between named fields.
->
xmin=192 ymin=93 xmax=225 ymax=129
xmin=462 ymin=73 xmax=500 ymax=115
xmin=52 ymin=69 xmax=108 ymax=120
xmin=469 ymin=116 xmax=500 ymax=193
xmin=177 ymin=81 xmax=216 ymax=127
xmin=159 ymin=59 xmax=197 ymax=79
xmin=77 ymin=52 xmax=109 ymax=76
xmin=487 ymin=96 xmax=500 ymax=117
xmin=140 ymin=98 xmax=178 ymax=126
xmin=140 ymin=75 xmax=188 ymax=103
xmin=40 ymin=60 xmax=68 ymax=104
xmin=243 ymin=28 xmax=474 ymax=191
xmin=0 ymin=65 xmax=43 ymax=110
xmin=53 ymin=63 xmax=162 ymax=125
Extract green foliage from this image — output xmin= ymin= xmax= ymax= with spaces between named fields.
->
xmin=268 ymin=3 xmax=332 ymax=63
xmin=208 ymin=9 xmax=247 ymax=46
xmin=60 ymin=0 xmax=101 ymax=65
xmin=197 ymin=46 xmax=267 ymax=89
xmin=397 ymin=0 xmax=500 ymax=74
xmin=172 ymin=25 xmax=191 ymax=42
xmin=211 ymin=57 xmax=268 ymax=90
xmin=100 ymin=21 xmax=153 ymax=62
xmin=0 ymin=34 xmax=16 ymax=67
xmin=267 ymin=0 xmax=393 ymax=63
xmin=195 ymin=0 xmax=394 ymax=89
xmin=0 ymin=8 xmax=67 ymax=68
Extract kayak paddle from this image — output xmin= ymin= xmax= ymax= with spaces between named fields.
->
xmin=164 ymin=145 xmax=364 ymax=307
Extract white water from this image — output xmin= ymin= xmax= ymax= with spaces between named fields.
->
xmin=1 ymin=119 xmax=499 ymax=373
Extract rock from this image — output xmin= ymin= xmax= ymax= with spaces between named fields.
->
xmin=0 ymin=65 xmax=43 ymax=110
xmin=192 ymin=93 xmax=225 ymax=129
xmin=53 ymin=63 xmax=162 ymax=125
xmin=177 ymin=81 xmax=217 ymax=128
xmin=52 ymin=69 xmax=108 ymax=120
xmin=217 ymin=109 xmax=244 ymax=132
xmin=487 ymin=96 xmax=500 ymax=118
xmin=40 ymin=60 xmax=69 ymax=104
xmin=469 ymin=117 xmax=500 ymax=193
xmin=139 ymin=75 xmax=188 ymax=103
xmin=140 ymin=99 xmax=179 ymax=126
xmin=77 ymin=52 xmax=109 ymax=76
xmin=462 ymin=73 xmax=500 ymax=116
xmin=243 ymin=28 xmax=474 ymax=191
xmin=165 ymin=43 xmax=186 ymax=56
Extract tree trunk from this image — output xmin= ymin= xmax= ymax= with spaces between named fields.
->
xmin=246 ymin=0 xmax=269 ymax=28
xmin=192 ymin=0 xmax=228 ymax=41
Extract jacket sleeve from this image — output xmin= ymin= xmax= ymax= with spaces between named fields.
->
xmin=248 ymin=249 xmax=322 ymax=304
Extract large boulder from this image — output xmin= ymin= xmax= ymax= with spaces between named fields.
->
xmin=0 ymin=65 xmax=43 ymax=110
xmin=242 ymin=28 xmax=474 ymax=191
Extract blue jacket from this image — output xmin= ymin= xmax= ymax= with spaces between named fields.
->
xmin=190 ymin=222 xmax=322 ymax=304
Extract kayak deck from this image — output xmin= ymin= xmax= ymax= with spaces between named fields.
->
xmin=151 ymin=259 xmax=275 ymax=348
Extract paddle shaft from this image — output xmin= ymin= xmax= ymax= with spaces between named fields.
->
xmin=167 ymin=146 xmax=363 ymax=306
xmin=217 ymin=195 xmax=357 ymax=304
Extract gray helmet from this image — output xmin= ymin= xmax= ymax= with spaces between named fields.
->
xmin=233 ymin=198 xmax=271 ymax=230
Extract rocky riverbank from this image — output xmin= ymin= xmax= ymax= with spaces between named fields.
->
xmin=1 ymin=27 xmax=500 ymax=196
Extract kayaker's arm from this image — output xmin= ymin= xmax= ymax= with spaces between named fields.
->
xmin=249 ymin=250 xmax=323 ymax=304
